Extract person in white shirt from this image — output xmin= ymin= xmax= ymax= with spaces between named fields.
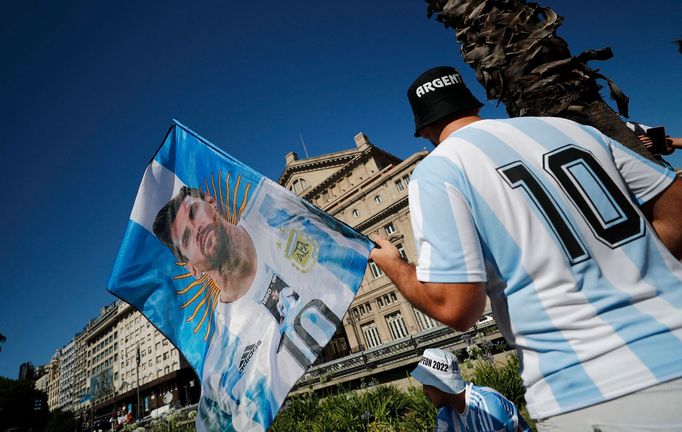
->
xmin=371 ymin=65 xmax=682 ymax=430
xmin=412 ymin=348 xmax=530 ymax=432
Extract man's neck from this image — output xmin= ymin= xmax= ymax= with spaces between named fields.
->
xmin=437 ymin=115 xmax=481 ymax=145
xmin=445 ymin=390 xmax=467 ymax=414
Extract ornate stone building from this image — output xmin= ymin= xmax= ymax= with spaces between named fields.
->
xmin=279 ymin=132 xmax=446 ymax=358
xmin=45 ymin=351 xmax=61 ymax=410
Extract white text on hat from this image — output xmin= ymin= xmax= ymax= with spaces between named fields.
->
xmin=415 ymin=73 xmax=464 ymax=98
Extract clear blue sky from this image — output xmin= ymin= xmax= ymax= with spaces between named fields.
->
xmin=0 ymin=0 xmax=680 ymax=379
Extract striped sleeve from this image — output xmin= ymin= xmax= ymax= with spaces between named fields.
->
xmin=599 ymin=130 xmax=676 ymax=205
xmin=409 ymin=155 xmax=486 ymax=284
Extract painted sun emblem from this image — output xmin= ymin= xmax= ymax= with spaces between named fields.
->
xmin=174 ymin=171 xmax=252 ymax=342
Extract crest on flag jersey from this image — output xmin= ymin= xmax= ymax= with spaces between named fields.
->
xmin=108 ymin=121 xmax=372 ymax=431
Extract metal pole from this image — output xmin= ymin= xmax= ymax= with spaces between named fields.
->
xmin=136 ymin=345 xmax=141 ymax=420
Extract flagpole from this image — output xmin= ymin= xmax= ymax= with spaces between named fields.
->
xmin=299 ymin=133 xmax=309 ymax=158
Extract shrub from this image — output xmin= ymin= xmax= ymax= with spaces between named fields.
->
xmin=463 ymin=352 xmax=526 ymax=407
xmin=269 ymin=384 xmax=436 ymax=432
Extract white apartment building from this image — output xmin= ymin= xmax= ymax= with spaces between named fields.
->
xmin=35 ymin=371 xmax=50 ymax=396
xmin=115 ymin=301 xmax=181 ymax=397
xmin=43 ymin=299 xmax=191 ymax=416
xmin=58 ymin=338 xmax=77 ymax=411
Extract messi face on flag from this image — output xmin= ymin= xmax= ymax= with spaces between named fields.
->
xmin=108 ymin=121 xmax=372 ymax=431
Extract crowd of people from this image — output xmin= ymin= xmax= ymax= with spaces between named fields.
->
xmin=108 ymin=407 xmax=133 ymax=431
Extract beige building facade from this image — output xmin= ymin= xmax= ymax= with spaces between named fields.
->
xmin=45 ymin=351 xmax=61 ymax=411
xmin=279 ymin=132 xmax=457 ymax=356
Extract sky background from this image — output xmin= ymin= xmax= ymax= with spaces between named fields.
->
xmin=0 ymin=0 xmax=680 ymax=379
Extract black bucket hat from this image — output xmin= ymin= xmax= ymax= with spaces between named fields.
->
xmin=407 ymin=66 xmax=483 ymax=137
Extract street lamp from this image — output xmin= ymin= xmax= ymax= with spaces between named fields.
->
xmin=346 ymin=309 xmax=364 ymax=352
xmin=136 ymin=345 xmax=141 ymax=420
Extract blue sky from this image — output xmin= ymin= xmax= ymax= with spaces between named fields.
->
xmin=0 ymin=0 xmax=680 ymax=378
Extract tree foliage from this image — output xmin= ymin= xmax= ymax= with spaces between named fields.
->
xmin=0 ymin=376 xmax=49 ymax=431
xmin=46 ymin=409 xmax=77 ymax=432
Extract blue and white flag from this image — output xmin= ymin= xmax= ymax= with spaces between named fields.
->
xmin=108 ymin=121 xmax=372 ymax=431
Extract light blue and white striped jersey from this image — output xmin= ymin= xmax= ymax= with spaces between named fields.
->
xmin=409 ymin=117 xmax=682 ymax=419
xmin=436 ymin=383 xmax=531 ymax=432
xmin=196 ymin=179 xmax=372 ymax=431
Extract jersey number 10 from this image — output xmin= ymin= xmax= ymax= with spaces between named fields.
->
xmin=497 ymin=144 xmax=645 ymax=265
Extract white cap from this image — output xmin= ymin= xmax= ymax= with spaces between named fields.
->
xmin=411 ymin=348 xmax=466 ymax=394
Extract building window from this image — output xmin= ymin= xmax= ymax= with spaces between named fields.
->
xmin=397 ymin=243 xmax=406 ymax=259
xmin=361 ymin=322 xmax=381 ymax=349
xmin=368 ymin=261 xmax=384 ymax=279
xmin=395 ymin=179 xmax=405 ymax=192
xmin=352 ymin=209 xmax=359 ymax=217
xmin=386 ymin=312 xmax=409 ymax=340
xmin=292 ymin=178 xmax=309 ymax=194
xmin=378 ymin=291 xmax=398 ymax=307
xmin=403 ymin=174 xmax=411 ymax=185
xmin=384 ymin=222 xmax=396 ymax=235
xmin=414 ymin=309 xmax=438 ymax=331
xmin=374 ymin=195 xmax=382 ymax=204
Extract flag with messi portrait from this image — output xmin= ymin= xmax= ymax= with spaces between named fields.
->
xmin=108 ymin=121 xmax=373 ymax=431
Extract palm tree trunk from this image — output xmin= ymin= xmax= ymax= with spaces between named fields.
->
xmin=425 ymin=0 xmax=657 ymax=162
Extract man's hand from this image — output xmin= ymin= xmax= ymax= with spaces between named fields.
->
xmin=370 ymin=235 xmax=403 ymax=268
xmin=369 ymin=234 xmax=486 ymax=331
xmin=638 ymin=134 xmax=654 ymax=149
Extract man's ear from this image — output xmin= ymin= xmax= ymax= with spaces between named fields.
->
xmin=204 ymin=194 xmax=216 ymax=205
xmin=186 ymin=263 xmax=203 ymax=279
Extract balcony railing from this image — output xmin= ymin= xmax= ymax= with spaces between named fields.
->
xmin=292 ymin=319 xmax=496 ymax=389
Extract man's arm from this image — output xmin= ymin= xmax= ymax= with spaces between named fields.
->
xmin=370 ymin=236 xmax=486 ymax=331
xmin=641 ymin=177 xmax=682 ymax=259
